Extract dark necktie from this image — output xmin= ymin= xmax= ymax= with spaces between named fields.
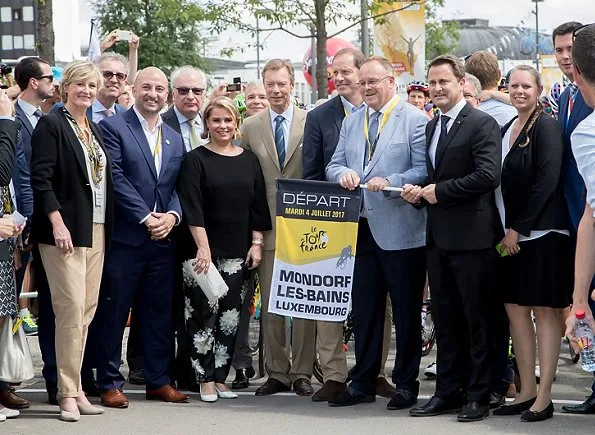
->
xmin=274 ymin=115 xmax=286 ymax=170
xmin=435 ymin=115 xmax=450 ymax=164
xmin=32 ymin=109 xmax=43 ymax=128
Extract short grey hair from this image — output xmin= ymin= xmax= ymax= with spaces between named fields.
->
xmin=465 ymin=73 xmax=482 ymax=97
xmin=245 ymin=80 xmax=265 ymax=92
xmin=170 ymin=65 xmax=206 ymax=89
xmin=95 ymin=52 xmax=129 ymax=72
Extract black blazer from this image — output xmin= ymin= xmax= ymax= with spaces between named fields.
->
xmin=303 ymin=95 xmax=346 ymax=181
xmin=0 ymin=118 xmax=18 ymax=187
xmin=424 ymin=102 xmax=503 ymax=251
xmin=161 ymin=107 xmax=182 ymax=135
xmin=501 ymin=113 xmax=568 ymax=236
xmin=29 ymin=110 xmax=114 ymax=248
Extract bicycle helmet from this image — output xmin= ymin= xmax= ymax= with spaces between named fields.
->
xmin=407 ymin=81 xmax=429 ymax=95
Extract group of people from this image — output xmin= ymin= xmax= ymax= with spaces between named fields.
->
xmin=0 ymin=19 xmax=594 ymax=427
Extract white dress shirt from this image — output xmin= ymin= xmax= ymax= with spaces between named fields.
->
xmin=428 ymin=97 xmax=467 ymax=168
xmin=269 ymin=104 xmax=294 ymax=154
xmin=173 ymin=106 xmax=207 ymax=152
xmin=17 ymin=99 xmax=42 ymax=128
xmin=572 ymin=110 xmax=595 ymax=217
xmin=91 ymin=99 xmax=117 ymax=124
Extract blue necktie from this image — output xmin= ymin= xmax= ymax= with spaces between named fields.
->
xmin=274 ymin=115 xmax=286 ymax=170
xmin=367 ymin=111 xmax=381 ymax=160
xmin=435 ymin=115 xmax=450 ymax=165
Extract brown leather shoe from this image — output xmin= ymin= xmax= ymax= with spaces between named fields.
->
xmin=376 ymin=377 xmax=396 ymax=399
xmin=255 ymin=378 xmax=290 ymax=396
xmin=293 ymin=378 xmax=314 ymax=397
xmin=0 ymin=390 xmax=30 ymax=409
xmin=100 ymin=389 xmax=129 ymax=408
xmin=312 ymin=380 xmax=347 ymax=402
xmin=146 ymin=385 xmax=189 ymax=403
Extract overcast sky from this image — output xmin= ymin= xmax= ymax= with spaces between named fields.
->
xmin=80 ymin=0 xmax=595 ymax=62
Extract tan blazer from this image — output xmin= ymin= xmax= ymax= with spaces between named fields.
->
xmin=241 ymin=106 xmax=306 ymax=250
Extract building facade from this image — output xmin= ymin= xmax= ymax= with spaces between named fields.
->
xmin=0 ymin=0 xmax=36 ymax=60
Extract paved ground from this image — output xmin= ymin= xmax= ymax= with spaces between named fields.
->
xmin=5 ymin=329 xmax=595 ymax=434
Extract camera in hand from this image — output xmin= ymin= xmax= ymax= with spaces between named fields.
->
xmin=226 ymin=77 xmax=242 ymax=92
xmin=0 ymin=63 xmax=12 ymax=76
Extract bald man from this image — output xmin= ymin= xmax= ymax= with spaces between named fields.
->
xmin=94 ymin=67 xmax=188 ymax=407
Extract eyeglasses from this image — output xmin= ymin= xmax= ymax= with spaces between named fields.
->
xmin=175 ymin=87 xmax=205 ymax=96
xmin=102 ymin=71 xmax=127 ymax=81
xmin=573 ymin=23 xmax=595 ymax=41
xmin=358 ymin=76 xmax=392 ymax=88
xmin=37 ymin=75 xmax=54 ymax=82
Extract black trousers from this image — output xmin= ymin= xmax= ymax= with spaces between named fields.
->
xmin=427 ymin=244 xmax=496 ymax=404
xmin=350 ymin=219 xmax=426 ymax=396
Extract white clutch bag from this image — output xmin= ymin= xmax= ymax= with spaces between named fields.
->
xmin=0 ymin=316 xmax=35 ymax=383
xmin=183 ymin=259 xmax=229 ymax=304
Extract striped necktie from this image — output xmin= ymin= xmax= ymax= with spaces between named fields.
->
xmin=568 ymin=83 xmax=578 ymax=114
xmin=274 ymin=115 xmax=286 ymax=170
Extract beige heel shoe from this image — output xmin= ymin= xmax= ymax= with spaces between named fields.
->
xmin=60 ymin=408 xmax=81 ymax=422
xmin=77 ymin=403 xmax=105 ymax=415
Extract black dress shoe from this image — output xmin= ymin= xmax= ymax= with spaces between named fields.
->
xmin=293 ymin=378 xmax=314 ymax=396
xmin=562 ymin=395 xmax=595 ymax=414
xmin=328 ymin=387 xmax=375 ymax=407
xmin=410 ymin=396 xmax=464 ymax=417
xmin=82 ymin=380 xmax=100 ymax=397
xmin=493 ymin=397 xmax=537 ymax=416
xmin=128 ymin=369 xmax=146 ymax=385
xmin=387 ymin=389 xmax=418 ymax=410
xmin=232 ymin=369 xmax=250 ymax=389
xmin=489 ymin=392 xmax=506 ymax=409
xmin=521 ymin=401 xmax=554 ymax=422
xmin=457 ymin=401 xmax=490 ymax=422
xmin=46 ymin=382 xmax=58 ymax=406
xmin=312 ymin=380 xmax=347 ymax=402
xmin=255 ymin=378 xmax=290 ymax=396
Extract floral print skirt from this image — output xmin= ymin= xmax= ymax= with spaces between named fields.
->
xmin=182 ymin=257 xmax=250 ymax=383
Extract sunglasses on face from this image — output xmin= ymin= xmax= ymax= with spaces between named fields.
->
xmin=102 ymin=71 xmax=127 ymax=81
xmin=175 ymin=87 xmax=205 ymax=96
xmin=37 ymin=75 xmax=54 ymax=82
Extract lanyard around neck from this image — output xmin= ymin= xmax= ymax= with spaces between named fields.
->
xmin=363 ymin=96 xmax=400 ymax=160
xmin=153 ymin=127 xmax=163 ymax=158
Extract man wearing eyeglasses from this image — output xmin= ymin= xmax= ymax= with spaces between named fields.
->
xmin=326 ymin=56 xmax=428 ymax=409
xmin=162 ymin=66 xmax=208 ymax=152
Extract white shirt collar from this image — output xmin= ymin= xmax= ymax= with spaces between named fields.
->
xmin=92 ymin=99 xmax=116 ymax=114
xmin=442 ymin=96 xmax=467 ymax=121
xmin=367 ymin=93 xmax=399 ymax=116
xmin=269 ymin=103 xmax=294 ymax=124
xmin=17 ymin=98 xmax=39 ymax=117
xmin=133 ymin=106 xmax=163 ymax=132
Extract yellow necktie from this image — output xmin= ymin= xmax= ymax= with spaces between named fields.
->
xmin=188 ymin=118 xmax=200 ymax=149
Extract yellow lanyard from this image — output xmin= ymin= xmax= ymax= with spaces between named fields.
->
xmin=363 ymin=96 xmax=400 ymax=161
xmin=153 ymin=127 xmax=162 ymax=158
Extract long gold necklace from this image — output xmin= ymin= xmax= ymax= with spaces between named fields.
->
xmin=63 ymin=108 xmax=104 ymax=186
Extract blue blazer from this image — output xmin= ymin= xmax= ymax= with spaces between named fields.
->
xmin=326 ymin=99 xmax=428 ymax=251
xmin=12 ymin=103 xmax=34 ymax=220
xmin=558 ymin=87 xmax=594 ymax=233
xmin=303 ymin=96 xmax=348 ymax=181
xmin=99 ymin=108 xmax=184 ymax=247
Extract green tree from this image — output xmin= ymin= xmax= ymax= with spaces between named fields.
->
xmin=92 ymin=0 xmax=211 ymax=75
xmin=425 ymin=0 xmax=460 ymax=61
xmin=36 ymin=0 xmax=55 ymax=64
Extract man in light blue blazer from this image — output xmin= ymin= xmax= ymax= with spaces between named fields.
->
xmin=326 ymin=56 xmax=428 ymax=409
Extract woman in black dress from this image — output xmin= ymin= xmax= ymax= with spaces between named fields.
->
xmin=177 ymin=96 xmax=271 ymax=402
xmin=492 ymin=65 xmax=571 ymax=422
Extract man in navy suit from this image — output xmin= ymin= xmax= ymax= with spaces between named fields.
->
xmin=95 ymin=67 xmax=188 ymax=408
xmin=554 ymin=21 xmax=595 ymax=415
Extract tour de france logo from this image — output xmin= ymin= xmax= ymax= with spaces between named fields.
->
xmin=300 ymin=226 xmax=329 ymax=252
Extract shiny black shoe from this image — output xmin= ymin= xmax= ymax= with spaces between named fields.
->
xmin=128 ymin=369 xmax=146 ymax=385
xmin=489 ymin=392 xmax=506 ymax=409
xmin=457 ymin=401 xmax=489 ymax=422
xmin=232 ymin=369 xmax=250 ymax=389
xmin=328 ymin=387 xmax=375 ymax=407
xmin=493 ymin=396 xmax=537 ymax=416
xmin=409 ymin=396 xmax=464 ymax=417
xmin=521 ymin=401 xmax=554 ymax=422
xmin=561 ymin=395 xmax=595 ymax=414
xmin=46 ymin=382 xmax=58 ymax=406
xmin=387 ymin=389 xmax=418 ymax=410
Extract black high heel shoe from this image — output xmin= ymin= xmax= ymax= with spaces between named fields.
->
xmin=520 ymin=401 xmax=554 ymax=422
xmin=493 ymin=397 xmax=537 ymax=416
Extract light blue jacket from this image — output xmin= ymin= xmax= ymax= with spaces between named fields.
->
xmin=326 ymin=99 xmax=428 ymax=251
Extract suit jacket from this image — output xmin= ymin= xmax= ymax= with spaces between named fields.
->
xmin=29 ymin=111 xmax=114 ymax=248
xmin=424 ymin=102 xmax=503 ymax=251
xmin=13 ymin=102 xmax=35 ymax=219
xmin=501 ymin=113 xmax=568 ymax=235
xmin=0 ymin=118 xmax=18 ymax=187
xmin=161 ymin=107 xmax=182 ymax=136
xmin=99 ymin=108 xmax=184 ymax=247
xmin=558 ymin=86 xmax=593 ymax=232
xmin=326 ymin=99 xmax=428 ymax=251
xmin=240 ymin=106 xmax=306 ymax=250
xmin=303 ymin=95 xmax=347 ymax=181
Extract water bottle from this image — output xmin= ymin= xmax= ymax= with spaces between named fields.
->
xmin=574 ymin=310 xmax=595 ymax=372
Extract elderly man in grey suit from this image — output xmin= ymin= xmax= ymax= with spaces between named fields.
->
xmin=327 ymin=56 xmax=428 ymax=409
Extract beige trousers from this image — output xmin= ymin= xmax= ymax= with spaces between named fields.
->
xmin=316 ymin=319 xmax=348 ymax=383
xmin=259 ymin=249 xmax=316 ymax=386
xmin=379 ymin=296 xmax=393 ymax=378
xmin=38 ymin=224 xmax=105 ymax=398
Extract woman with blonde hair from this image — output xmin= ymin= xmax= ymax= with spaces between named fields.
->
xmin=177 ymin=96 xmax=271 ymax=402
xmin=30 ymin=60 xmax=114 ymax=422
